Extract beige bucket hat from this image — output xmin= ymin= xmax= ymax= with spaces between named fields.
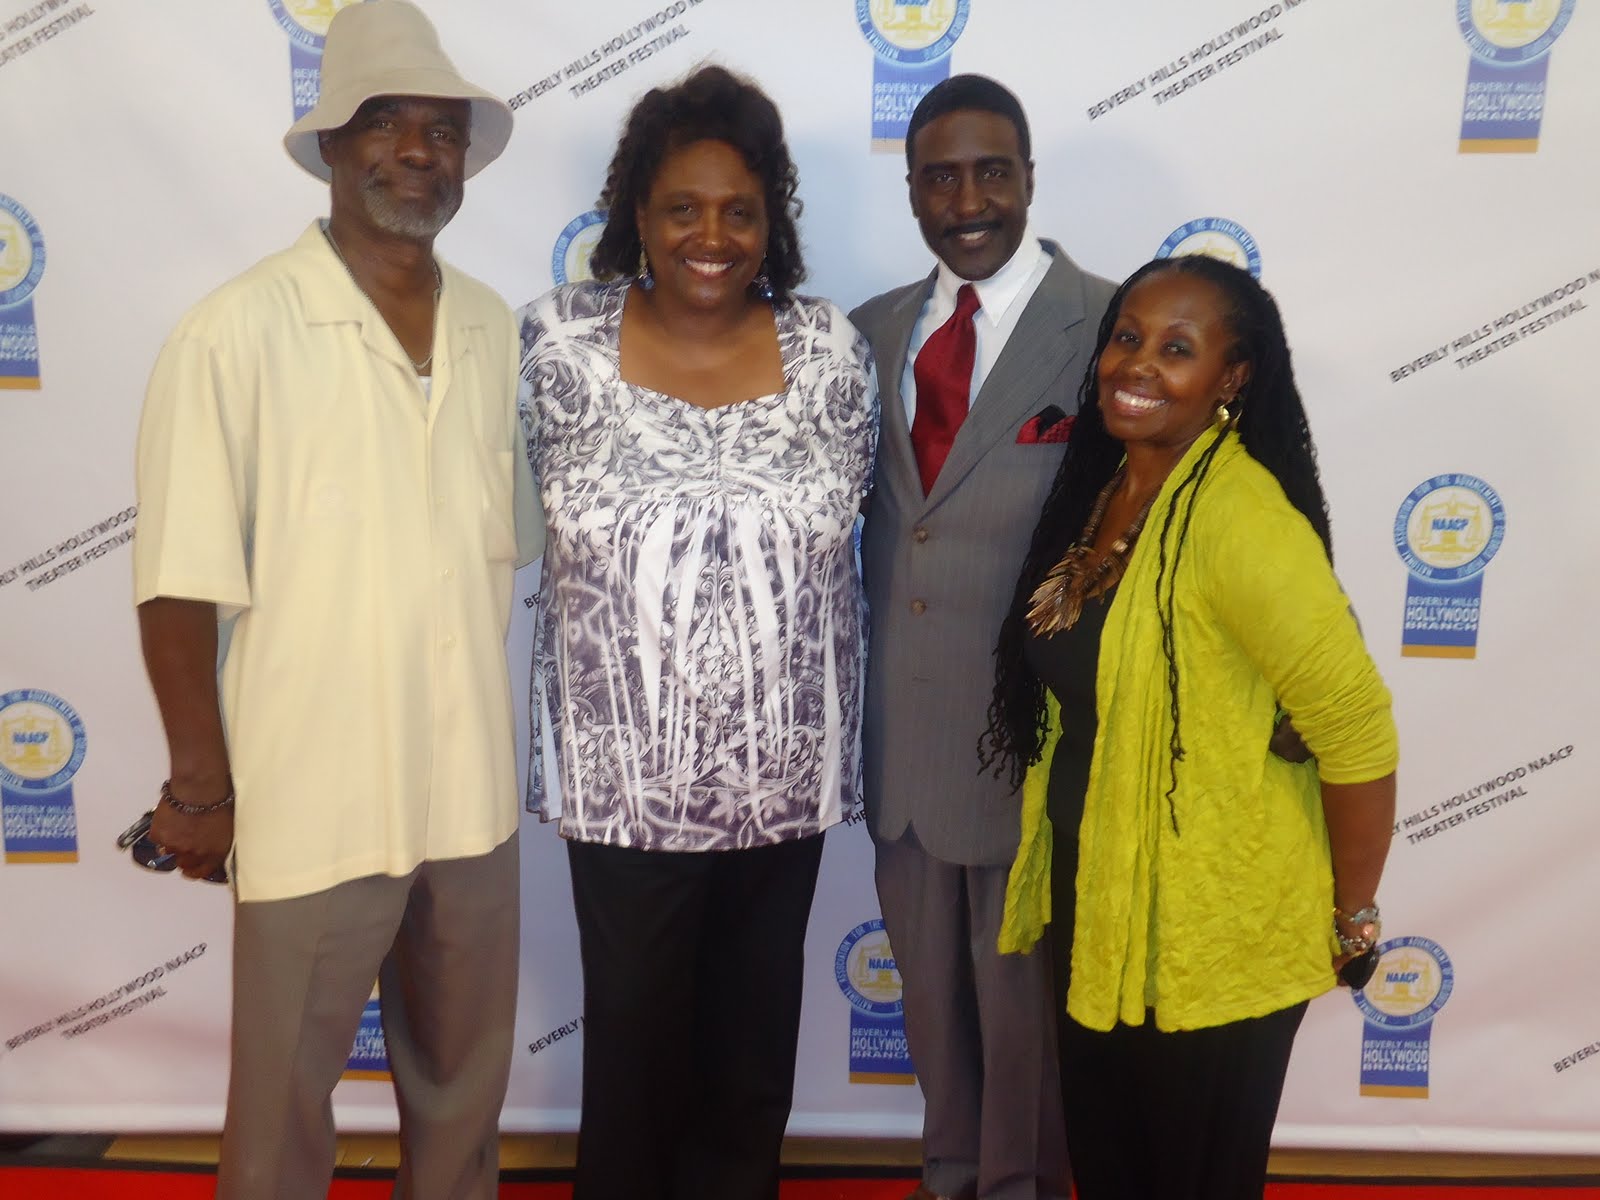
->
xmin=283 ymin=0 xmax=513 ymax=181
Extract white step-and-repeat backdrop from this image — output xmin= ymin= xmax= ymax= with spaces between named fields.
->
xmin=2 ymin=0 xmax=1597 ymax=1154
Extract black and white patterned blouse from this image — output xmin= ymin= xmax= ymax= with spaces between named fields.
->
xmin=517 ymin=281 xmax=878 ymax=851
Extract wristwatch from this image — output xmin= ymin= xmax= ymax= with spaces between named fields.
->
xmin=1334 ymin=904 xmax=1381 ymax=954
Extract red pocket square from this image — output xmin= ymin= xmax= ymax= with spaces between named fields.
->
xmin=1016 ymin=411 xmax=1075 ymax=444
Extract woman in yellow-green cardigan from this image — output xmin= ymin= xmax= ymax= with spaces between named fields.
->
xmin=981 ymin=255 xmax=1397 ymax=1200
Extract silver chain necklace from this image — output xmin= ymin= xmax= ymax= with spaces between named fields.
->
xmin=322 ymin=225 xmax=442 ymax=373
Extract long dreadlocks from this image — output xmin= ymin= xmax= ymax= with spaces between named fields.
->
xmin=979 ymin=255 xmax=1332 ymax=807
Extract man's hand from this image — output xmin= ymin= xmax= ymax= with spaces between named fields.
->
xmin=1270 ymin=713 xmax=1312 ymax=763
xmin=150 ymin=793 xmax=234 ymax=880
xmin=138 ymin=598 xmax=235 ymax=881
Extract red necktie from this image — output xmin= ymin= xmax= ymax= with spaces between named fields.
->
xmin=911 ymin=283 xmax=981 ymax=495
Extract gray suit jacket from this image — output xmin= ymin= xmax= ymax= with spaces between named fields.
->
xmin=852 ymin=242 xmax=1117 ymax=866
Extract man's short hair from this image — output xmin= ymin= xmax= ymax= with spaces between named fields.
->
xmin=904 ymin=74 xmax=1032 ymax=171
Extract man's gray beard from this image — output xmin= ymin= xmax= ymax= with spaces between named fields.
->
xmin=359 ymin=174 xmax=462 ymax=239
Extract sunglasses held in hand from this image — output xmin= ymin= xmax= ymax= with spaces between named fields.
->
xmin=116 ymin=810 xmax=229 ymax=885
xmin=1338 ymin=946 xmax=1379 ymax=990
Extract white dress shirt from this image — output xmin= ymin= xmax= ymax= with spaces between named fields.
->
xmin=899 ymin=231 xmax=1052 ymax=424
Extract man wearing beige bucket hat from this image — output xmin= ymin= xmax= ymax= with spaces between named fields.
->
xmin=132 ymin=3 xmax=541 ymax=1196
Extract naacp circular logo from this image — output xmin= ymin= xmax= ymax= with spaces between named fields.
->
xmin=1394 ymin=474 xmax=1505 ymax=582
xmin=835 ymin=919 xmax=904 ymax=1017
xmin=1458 ymin=0 xmax=1574 ymax=65
xmin=1352 ymin=937 xmax=1454 ymax=1030
xmin=268 ymin=0 xmax=365 ymax=49
xmin=550 ymin=210 xmax=607 ymax=286
xmin=1156 ymin=218 xmax=1262 ymax=279
xmin=856 ymin=0 xmax=970 ymax=64
xmin=0 ymin=690 xmax=87 ymax=794
xmin=0 ymin=195 xmax=46 ymax=310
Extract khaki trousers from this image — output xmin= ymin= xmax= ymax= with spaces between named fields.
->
xmin=216 ymin=832 xmax=519 ymax=1200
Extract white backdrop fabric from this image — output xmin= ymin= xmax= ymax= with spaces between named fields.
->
xmin=2 ymin=0 xmax=1598 ymax=1154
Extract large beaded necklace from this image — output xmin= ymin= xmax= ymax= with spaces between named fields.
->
xmin=1025 ymin=468 xmax=1157 ymax=635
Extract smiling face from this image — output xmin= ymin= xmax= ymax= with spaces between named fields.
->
xmin=1097 ymin=269 xmax=1251 ymax=462
xmin=908 ymin=108 xmax=1034 ymax=281
xmin=636 ymin=138 xmax=768 ymax=313
xmin=320 ymin=95 xmax=470 ymax=240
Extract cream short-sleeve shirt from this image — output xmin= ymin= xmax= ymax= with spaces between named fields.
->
xmin=134 ymin=222 xmax=544 ymax=902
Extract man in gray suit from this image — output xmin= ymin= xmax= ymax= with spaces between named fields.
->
xmin=850 ymin=75 xmax=1116 ymax=1200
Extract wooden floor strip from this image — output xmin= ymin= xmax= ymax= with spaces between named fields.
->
xmin=88 ymin=1135 xmax=1600 ymax=1180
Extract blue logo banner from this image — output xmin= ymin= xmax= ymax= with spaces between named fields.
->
xmin=343 ymin=996 xmax=391 ymax=1080
xmin=1353 ymin=937 xmax=1455 ymax=1099
xmin=857 ymin=0 xmax=971 ymax=152
xmin=0 ymin=690 xmax=85 ymax=863
xmin=835 ymin=919 xmax=915 ymax=1084
xmin=1394 ymin=474 xmax=1505 ymax=659
xmin=871 ymin=57 xmax=949 ymax=147
xmin=0 ymin=194 xmax=46 ymax=389
xmin=551 ymin=210 xmax=608 ymax=286
xmin=1401 ymin=576 xmax=1484 ymax=656
xmin=1157 ymin=217 xmax=1263 ymax=279
xmin=289 ymin=41 xmax=327 ymax=121
xmin=1361 ymin=1022 xmax=1434 ymax=1095
xmin=268 ymin=0 xmax=365 ymax=121
xmin=1 ymin=785 xmax=78 ymax=861
xmin=0 ymin=300 xmax=40 ymax=388
xmin=1456 ymin=0 xmax=1575 ymax=152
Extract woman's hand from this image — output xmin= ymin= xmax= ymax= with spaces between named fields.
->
xmin=1331 ymin=906 xmax=1381 ymax=984
xmin=1322 ymin=774 xmax=1396 ymax=985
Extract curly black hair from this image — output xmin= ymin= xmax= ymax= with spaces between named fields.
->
xmin=588 ymin=65 xmax=805 ymax=301
xmin=980 ymin=255 xmax=1333 ymax=812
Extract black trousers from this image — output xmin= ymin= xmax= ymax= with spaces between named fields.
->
xmin=566 ymin=833 xmax=826 ymax=1200
xmin=1048 ymin=822 xmax=1306 ymax=1200
xmin=1056 ymin=1001 xmax=1307 ymax=1200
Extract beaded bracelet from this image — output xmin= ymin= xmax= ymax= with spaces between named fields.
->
xmin=1333 ymin=904 xmax=1381 ymax=955
xmin=160 ymin=779 xmax=235 ymax=816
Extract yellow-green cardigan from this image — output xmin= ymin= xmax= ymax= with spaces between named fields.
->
xmin=999 ymin=427 xmax=1399 ymax=1032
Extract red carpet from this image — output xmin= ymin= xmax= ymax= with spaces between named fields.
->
xmin=4 ymin=1166 xmax=1600 ymax=1198
xmin=0 ymin=1169 xmax=913 ymax=1198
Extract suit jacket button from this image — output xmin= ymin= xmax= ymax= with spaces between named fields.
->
xmin=912 ymin=526 xmax=929 ymax=543
xmin=910 ymin=599 xmax=927 ymax=615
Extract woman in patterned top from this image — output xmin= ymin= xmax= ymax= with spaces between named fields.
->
xmin=518 ymin=66 xmax=877 ymax=1200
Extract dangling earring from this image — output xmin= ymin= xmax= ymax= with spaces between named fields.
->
xmin=751 ymin=259 xmax=774 ymax=302
xmin=636 ymin=246 xmax=655 ymax=292
xmin=1215 ymin=385 xmax=1244 ymax=431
